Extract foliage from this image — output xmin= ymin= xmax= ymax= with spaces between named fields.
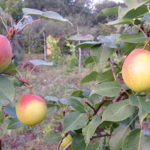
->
xmin=2 ymin=1 xmax=150 ymax=150
xmin=46 ymin=35 xmax=61 ymax=64
xmin=0 ymin=0 xmax=23 ymax=22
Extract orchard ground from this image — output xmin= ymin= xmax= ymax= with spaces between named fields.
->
xmin=0 ymin=53 xmax=94 ymax=150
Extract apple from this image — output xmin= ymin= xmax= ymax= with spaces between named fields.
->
xmin=60 ymin=134 xmax=72 ymax=150
xmin=122 ymin=48 xmax=150 ymax=92
xmin=16 ymin=94 xmax=47 ymax=126
xmin=0 ymin=35 xmax=12 ymax=72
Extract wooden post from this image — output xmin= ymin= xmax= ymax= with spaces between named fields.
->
xmin=43 ymin=32 xmax=47 ymax=61
xmin=77 ymin=26 xmax=81 ymax=73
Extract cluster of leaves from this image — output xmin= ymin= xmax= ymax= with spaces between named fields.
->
xmin=43 ymin=0 xmax=150 ymax=150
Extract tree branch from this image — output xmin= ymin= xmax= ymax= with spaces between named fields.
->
xmin=16 ymin=19 xmax=41 ymax=34
xmin=108 ymin=58 xmax=117 ymax=81
xmin=93 ymin=96 xmax=107 ymax=116
xmin=85 ymin=101 xmax=96 ymax=114
xmin=113 ymin=89 xmax=125 ymax=103
xmin=3 ymin=73 xmax=32 ymax=94
xmin=92 ymin=134 xmax=111 ymax=139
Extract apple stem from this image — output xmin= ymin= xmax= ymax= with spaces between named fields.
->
xmin=134 ymin=24 xmax=149 ymax=41
xmin=143 ymin=39 xmax=150 ymax=50
xmin=3 ymin=72 xmax=32 ymax=94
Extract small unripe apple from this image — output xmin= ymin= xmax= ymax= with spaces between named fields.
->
xmin=0 ymin=35 xmax=12 ymax=72
xmin=122 ymin=49 xmax=150 ymax=92
xmin=60 ymin=134 xmax=72 ymax=150
xmin=16 ymin=94 xmax=47 ymax=126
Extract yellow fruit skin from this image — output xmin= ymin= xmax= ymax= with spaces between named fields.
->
xmin=122 ymin=49 xmax=150 ymax=92
xmin=60 ymin=134 xmax=72 ymax=150
xmin=16 ymin=94 xmax=47 ymax=126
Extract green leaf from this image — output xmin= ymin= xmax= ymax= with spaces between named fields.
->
xmin=102 ymin=100 xmax=136 ymax=122
xmin=80 ymin=71 xmax=99 ymax=84
xmin=118 ymin=0 xmax=147 ymax=19
xmin=122 ymin=43 xmax=136 ymax=54
xmin=29 ymin=59 xmax=53 ymax=66
xmin=129 ymin=95 xmax=150 ymax=123
xmin=90 ymin=81 xmax=121 ymax=97
xmin=98 ymin=7 xmax=118 ymax=17
xmin=68 ymin=97 xmax=85 ymax=113
xmin=76 ymin=41 xmax=101 ymax=48
xmin=97 ymin=34 xmax=120 ymax=48
xmin=44 ymin=132 xmax=61 ymax=145
xmin=0 ymin=75 xmax=15 ymax=101
xmin=68 ymin=34 xmax=94 ymax=41
xmin=4 ymin=105 xmax=17 ymax=118
xmin=3 ymin=63 xmax=17 ymax=74
xmin=84 ymin=56 xmax=95 ymax=64
xmin=72 ymin=134 xmax=86 ymax=150
xmin=124 ymin=5 xmax=148 ymax=19
xmin=71 ymin=90 xmax=83 ymax=98
xmin=63 ymin=112 xmax=89 ymax=133
xmin=96 ymin=70 xmax=114 ymax=84
xmin=7 ymin=118 xmax=24 ymax=129
xmin=123 ymin=129 xmax=150 ymax=150
xmin=107 ymin=18 xmax=134 ymax=25
xmin=22 ymin=8 xmax=43 ymax=15
xmin=82 ymin=116 xmax=101 ymax=145
xmin=44 ymin=96 xmax=59 ymax=102
xmin=119 ymin=33 xmax=145 ymax=43
xmin=110 ymin=126 xmax=130 ymax=150
xmin=91 ymin=46 xmax=113 ymax=72
xmin=22 ymin=8 xmax=72 ymax=25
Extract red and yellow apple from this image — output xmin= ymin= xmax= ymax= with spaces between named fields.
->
xmin=16 ymin=94 xmax=47 ymax=126
xmin=122 ymin=49 xmax=150 ymax=92
xmin=0 ymin=35 xmax=12 ymax=72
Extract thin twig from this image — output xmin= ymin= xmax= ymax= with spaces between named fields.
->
xmin=134 ymin=24 xmax=149 ymax=40
xmin=3 ymin=73 xmax=32 ymax=94
xmin=10 ymin=17 xmax=13 ymax=28
xmin=0 ymin=16 xmax=8 ymax=33
xmin=92 ymin=134 xmax=111 ymax=139
xmin=113 ymin=89 xmax=125 ymax=103
xmin=14 ymin=15 xmax=25 ymax=30
xmin=108 ymin=58 xmax=117 ymax=81
xmin=85 ymin=101 xmax=96 ymax=114
xmin=16 ymin=18 xmax=41 ymax=34
xmin=93 ymin=97 xmax=107 ymax=116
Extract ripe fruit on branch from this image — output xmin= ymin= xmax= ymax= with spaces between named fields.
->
xmin=0 ymin=35 xmax=12 ymax=72
xmin=16 ymin=94 xmax=47 ymax=126
xmin=60 ymin=134 xmax=72 ymax=150
xmin=122 ymin=49 xmax=150 ymax=92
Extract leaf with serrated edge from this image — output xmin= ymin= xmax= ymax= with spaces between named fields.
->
xmin=82 ymin=116 xmax=101 ymax=145
xmin=102 ymin=100 xmax=136 ymax=122
xmin=110 ymin=126 xmax=130 ymax=150
xmin=123 ymin=128 xmax=150 ymax=150
xmin=63 ymin=112 xmax=89 ymax=133
xmin=90 ymin=81 xmax=121 ymax=97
